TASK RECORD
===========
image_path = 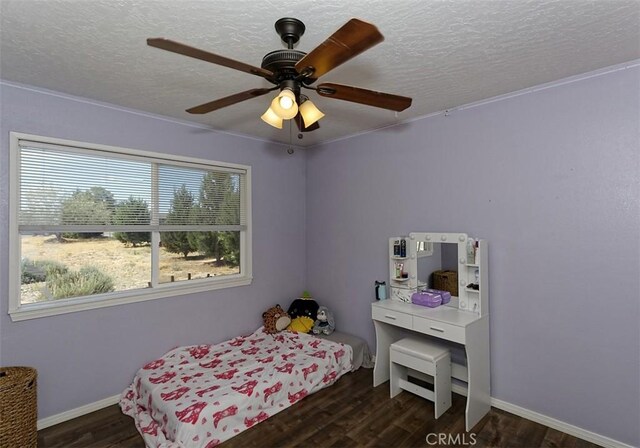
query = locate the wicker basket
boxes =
[433,270,459,297]
[0,366,38,448]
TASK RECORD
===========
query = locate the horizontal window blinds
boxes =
[18,140,246,232]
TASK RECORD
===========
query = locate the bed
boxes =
[120,327,353,447]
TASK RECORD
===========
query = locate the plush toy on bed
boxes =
[287,291,319,334]
[312,306,336,335]
[262,304,291,334]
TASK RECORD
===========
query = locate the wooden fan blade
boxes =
[186,88,274,114]
[295,19,384,79]
[317,83,412,112]
[294,112,320,132]
[147,38,274,80]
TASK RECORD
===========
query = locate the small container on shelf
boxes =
[466,238,475,264]
[394,262,406,278]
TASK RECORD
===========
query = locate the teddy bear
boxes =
[312,306,335,335]
[287,291,319,334]
[262,304,291,334]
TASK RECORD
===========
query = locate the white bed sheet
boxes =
[120,327,352,447]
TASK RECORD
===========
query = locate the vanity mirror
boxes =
[387,232,488,315]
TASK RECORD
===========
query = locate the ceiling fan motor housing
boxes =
[261,49,306,83]
[264,18,317,86]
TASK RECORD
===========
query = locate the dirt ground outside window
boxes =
[20,235,239,304]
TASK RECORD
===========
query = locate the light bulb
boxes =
[279,95,294,110]
[271,88,298,120]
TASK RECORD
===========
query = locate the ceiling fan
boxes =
[147,17,412,133]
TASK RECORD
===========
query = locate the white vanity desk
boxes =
[373,232,491,431]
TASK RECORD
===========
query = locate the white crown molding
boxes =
[308,58,640,149]
[0,79,300,149]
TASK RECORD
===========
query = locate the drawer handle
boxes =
[430,326,445,332]
[384,314,397,320]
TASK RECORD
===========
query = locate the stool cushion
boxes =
[391,337,449,362]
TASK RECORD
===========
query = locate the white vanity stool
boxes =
[390,336,452,418]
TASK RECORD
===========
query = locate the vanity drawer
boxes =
[372,307,413,329]
[413,316,466,344]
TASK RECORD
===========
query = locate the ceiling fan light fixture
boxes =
[299,99,325,127]
[271,88,298,119]
[261,106,283,129]
[148,17,412,134]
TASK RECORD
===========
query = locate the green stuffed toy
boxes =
[287,291,319,333]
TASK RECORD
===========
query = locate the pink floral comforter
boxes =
[120,327,353,447]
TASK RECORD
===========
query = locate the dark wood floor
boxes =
[38,368,601,448]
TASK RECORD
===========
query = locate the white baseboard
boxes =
[450,384,633,448]
[37,386,634,448]
[490,397,634,448]
[37,394,121,430]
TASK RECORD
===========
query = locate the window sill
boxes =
[8,276,252,322]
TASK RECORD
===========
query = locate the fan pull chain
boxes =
[287,120,294,154]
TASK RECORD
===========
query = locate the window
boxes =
[9,132,252,321]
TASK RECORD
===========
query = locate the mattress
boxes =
[120,327,352,447]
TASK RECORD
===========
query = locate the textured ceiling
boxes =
[1,0,639,147]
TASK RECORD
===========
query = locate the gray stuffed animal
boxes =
[312,306,335,335]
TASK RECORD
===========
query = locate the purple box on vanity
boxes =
[411,291,442,308]
[424,289,451,304]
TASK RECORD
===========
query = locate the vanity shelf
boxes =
[388,237,414,303]
[458,237,488,316]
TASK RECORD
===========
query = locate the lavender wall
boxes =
[0,82,307,419]
[306,66,640,445]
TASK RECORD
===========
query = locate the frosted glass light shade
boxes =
[271,89,298,119]
[299,100,325,127]
[261,106,283,129]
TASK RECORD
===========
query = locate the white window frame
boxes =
[8,132,252,321]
